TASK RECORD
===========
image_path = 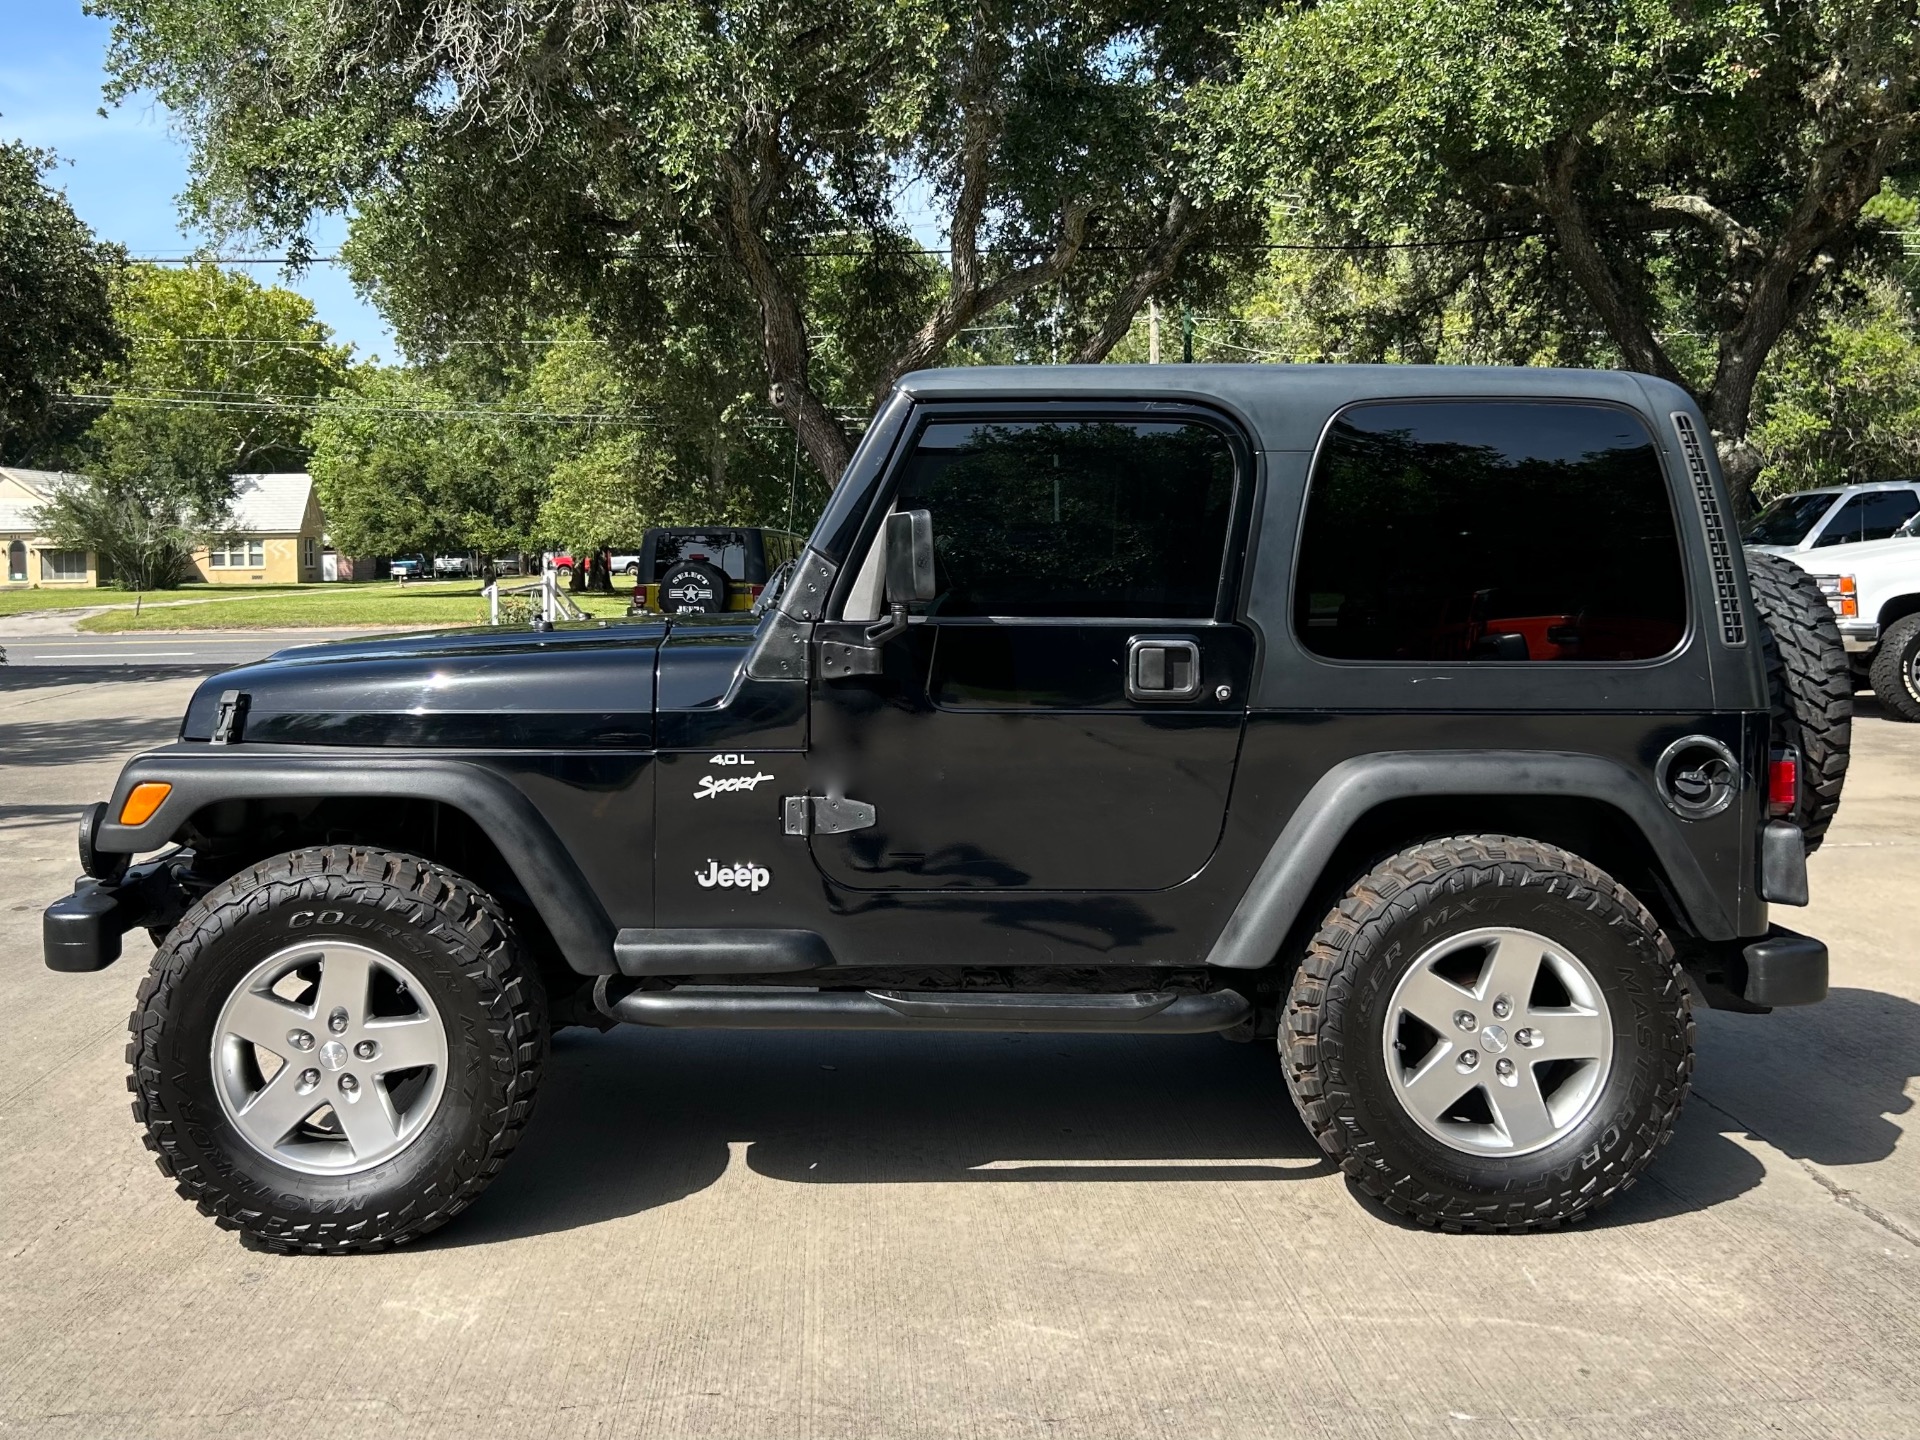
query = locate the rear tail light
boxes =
[1768,747,1799,818]
[1815,574,1857,618]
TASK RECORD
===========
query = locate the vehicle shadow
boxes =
[0,716,182,766]
[430,983,1920,1248]
[0,664,224,688]
[433,1030,1331,1249]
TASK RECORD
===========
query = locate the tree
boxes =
[1202,0,1920,511]
[35,264,351,587]
[0,141,123,460]
[306,367,552,561]
[98,0,1258,484]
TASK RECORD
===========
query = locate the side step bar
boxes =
[598,985,1251,1034]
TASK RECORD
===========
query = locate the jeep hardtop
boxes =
[47,364,1851,1250]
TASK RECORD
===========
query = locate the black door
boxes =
[807,409,1253,893]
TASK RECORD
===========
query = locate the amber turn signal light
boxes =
[118,782,172,826]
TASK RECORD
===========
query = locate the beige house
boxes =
[188,473,326,585]
[0,469,99,587]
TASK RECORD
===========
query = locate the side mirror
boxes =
[883,509,936,606]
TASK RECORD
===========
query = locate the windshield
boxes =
[1744,492,1837,546]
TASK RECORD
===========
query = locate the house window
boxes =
[302,536,317,571]
[38,549,89,582]
[7,541,24,582]
[209,540,266,569]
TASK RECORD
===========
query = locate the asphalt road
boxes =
[1,629,379,670]
[1,673,1916,1438]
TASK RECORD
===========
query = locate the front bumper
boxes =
[1684,924,1829,1012]
[43,854,193,972]
[1837,619,1880,655]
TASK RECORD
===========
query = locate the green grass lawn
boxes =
[0,584,332,617]
[78,581,634,631]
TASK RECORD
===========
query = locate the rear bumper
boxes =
[43,855,192,972]
[1685,925,1829,1012]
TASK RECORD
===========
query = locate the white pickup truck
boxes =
[1792,516,1920,721]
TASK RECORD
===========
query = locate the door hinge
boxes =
[782,794,877,836]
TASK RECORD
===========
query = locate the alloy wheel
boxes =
[1380,926,1614,1156]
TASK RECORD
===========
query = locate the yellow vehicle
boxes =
[626,527,804,614]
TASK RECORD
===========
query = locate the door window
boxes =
[1813,490,1920,546]
[1295,401,1686,663]
[890,417,1237,619]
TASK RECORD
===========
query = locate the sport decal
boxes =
[694,771,775,800]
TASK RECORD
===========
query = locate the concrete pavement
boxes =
[1,629,398,669]
[1,674,1915,1438]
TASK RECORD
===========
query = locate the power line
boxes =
[53,390,871,428]
[125,231,1561,267]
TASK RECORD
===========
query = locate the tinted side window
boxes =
[1814,490,1920,546]
[893,418,1236,618]
[1295,401,1686,663]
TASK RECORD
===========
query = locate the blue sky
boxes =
[2,0,396,357]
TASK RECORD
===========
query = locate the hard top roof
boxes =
[893,363,1692,451]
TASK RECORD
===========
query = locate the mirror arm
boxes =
[863,601,909,645]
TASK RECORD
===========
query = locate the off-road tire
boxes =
[1282,835,1693,1233]
[127,845,546,1253]
[1868,612,1920,723]
[1745,549,1852,848]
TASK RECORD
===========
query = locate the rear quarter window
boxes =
[1294,400,1687,664]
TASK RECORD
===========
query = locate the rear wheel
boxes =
[1283,835,1692,1232]
[1868,612,1920,722]
[128,846,546,1252]
[1745,549,1852,848]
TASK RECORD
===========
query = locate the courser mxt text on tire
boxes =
[1744,548,1852,848]
[127,845,546,1253]
[1282,835,1693,1233]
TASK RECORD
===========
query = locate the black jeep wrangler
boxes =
[47,366,1851,1250]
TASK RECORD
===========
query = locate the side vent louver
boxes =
[1671,411,1746,647]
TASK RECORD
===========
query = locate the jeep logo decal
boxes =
[696,860,771,891]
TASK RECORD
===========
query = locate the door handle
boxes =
[1126,636,1202,701]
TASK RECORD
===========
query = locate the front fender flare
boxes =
[97,746,617,974]
[1205,750,1736,970]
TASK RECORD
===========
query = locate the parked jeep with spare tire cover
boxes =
[48,365,1845,1250]
[627,526,804,614]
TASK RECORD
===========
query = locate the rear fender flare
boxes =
[98,748,617,974]
[1205,750,1735,970]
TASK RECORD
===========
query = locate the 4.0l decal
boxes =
[695,860,771,892]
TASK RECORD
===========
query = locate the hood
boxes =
[180,619,670,747]
[1788,534,1920,574]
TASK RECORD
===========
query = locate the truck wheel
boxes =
[1867,612,1920,722]
[1744,549,1852,848]
[127,846,546,1253]
[1283,835,1692,1233]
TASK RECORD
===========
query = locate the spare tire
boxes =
[658,560,728,614]
[1744,549,1852,850]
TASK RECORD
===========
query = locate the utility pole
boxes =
[1148,298,1161,364]
[1182,306,1194,363]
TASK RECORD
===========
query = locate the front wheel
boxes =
[127,846,546,1252]
[1283,835,1692,1232]
[1868,612,1920,722]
